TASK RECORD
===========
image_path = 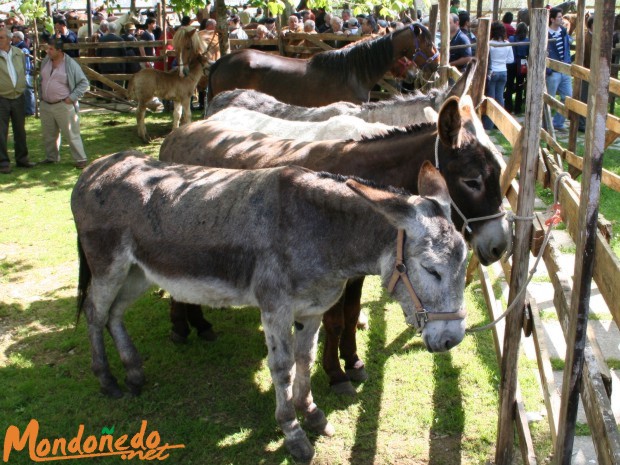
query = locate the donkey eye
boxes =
[423,266,441,281]
[463,178,482,191]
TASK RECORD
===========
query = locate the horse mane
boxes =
[316,171,412,196]
[357,121,436,142]
[308,29,403,84]
[173,26,208,56]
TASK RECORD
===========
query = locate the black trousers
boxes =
[0,94,29,167]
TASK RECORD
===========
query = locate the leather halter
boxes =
[409,24,440,70]
[387,229,467,331]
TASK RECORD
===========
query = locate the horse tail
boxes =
[76,237,91,326]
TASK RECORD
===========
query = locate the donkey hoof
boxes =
[126,380,143,397]
[345,366,368,383]
[305,409,335,437]
[100,383,123,399]
[357,310,369,330]
[197,328,218,342]
[330,381,356,396]
[170,330,189,344]
[284,435,314,463]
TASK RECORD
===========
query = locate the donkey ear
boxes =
[437,96,462,148]
[346,179,412,228]
[418,161,451,212]
[446,58,477,99]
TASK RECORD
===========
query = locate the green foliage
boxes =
[19,0,53,34]
[307,0,416,18]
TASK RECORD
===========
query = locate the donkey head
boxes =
[436,95,510,265]
[346,162,467,353]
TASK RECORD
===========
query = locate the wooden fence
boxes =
[472,14,620,464]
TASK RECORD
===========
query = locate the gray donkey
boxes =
[72,152,467,462]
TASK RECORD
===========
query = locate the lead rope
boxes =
[466,171,570,333]
[433,136,567,332]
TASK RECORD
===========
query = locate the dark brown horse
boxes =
[160,95,510,394]
[206,23,439,107]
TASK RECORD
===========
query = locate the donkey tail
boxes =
[76,238,91,326]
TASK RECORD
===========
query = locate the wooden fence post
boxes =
[492,0,500,21]
[495,8,548,465]
[429,4,439,39]
[86,0,93,38]
[567,0,586,159]
[553,0,615,462]
[471,18,490,107]
[439,0,450,87]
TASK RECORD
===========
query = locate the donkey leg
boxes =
[106,266,150,396]
[292,315,335,438]
[84,294,123,398]
[136,104,150,143]
[169,299,191,343]
[185,305,216,341]
[339,277,368,383]
[321,293,356,395]
[84,265,136,398]
[170,301,216,343]
[261,309,314,462]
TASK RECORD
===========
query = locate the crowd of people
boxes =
[447,2,595,134]
[447,2,531,128]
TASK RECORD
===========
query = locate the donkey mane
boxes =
[358,121,436,142]
[361,86,446,109]
[308,29,398,84]
[316,171,412,196]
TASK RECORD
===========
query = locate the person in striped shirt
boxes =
[546,7,572,131]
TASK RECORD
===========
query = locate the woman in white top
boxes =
[483,21,514,129]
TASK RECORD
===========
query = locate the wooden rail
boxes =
[478,17,620,463]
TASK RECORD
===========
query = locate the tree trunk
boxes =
[216,0,230,56]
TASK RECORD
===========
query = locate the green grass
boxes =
[0,109,508,464]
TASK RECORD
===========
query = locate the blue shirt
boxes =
[449,29,472,71]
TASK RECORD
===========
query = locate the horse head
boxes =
[174,26,208,78]
[407,22,440,73]
[436,95,510,265]
[346,162,467,352]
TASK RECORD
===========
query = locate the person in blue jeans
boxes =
[546,7,572,131]
[483,21,514,129]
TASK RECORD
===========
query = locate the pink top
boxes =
[41,57,71,103]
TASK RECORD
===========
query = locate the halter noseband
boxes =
[434,136,507,236]
[387,229,467,331]
[409,24,440,70]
